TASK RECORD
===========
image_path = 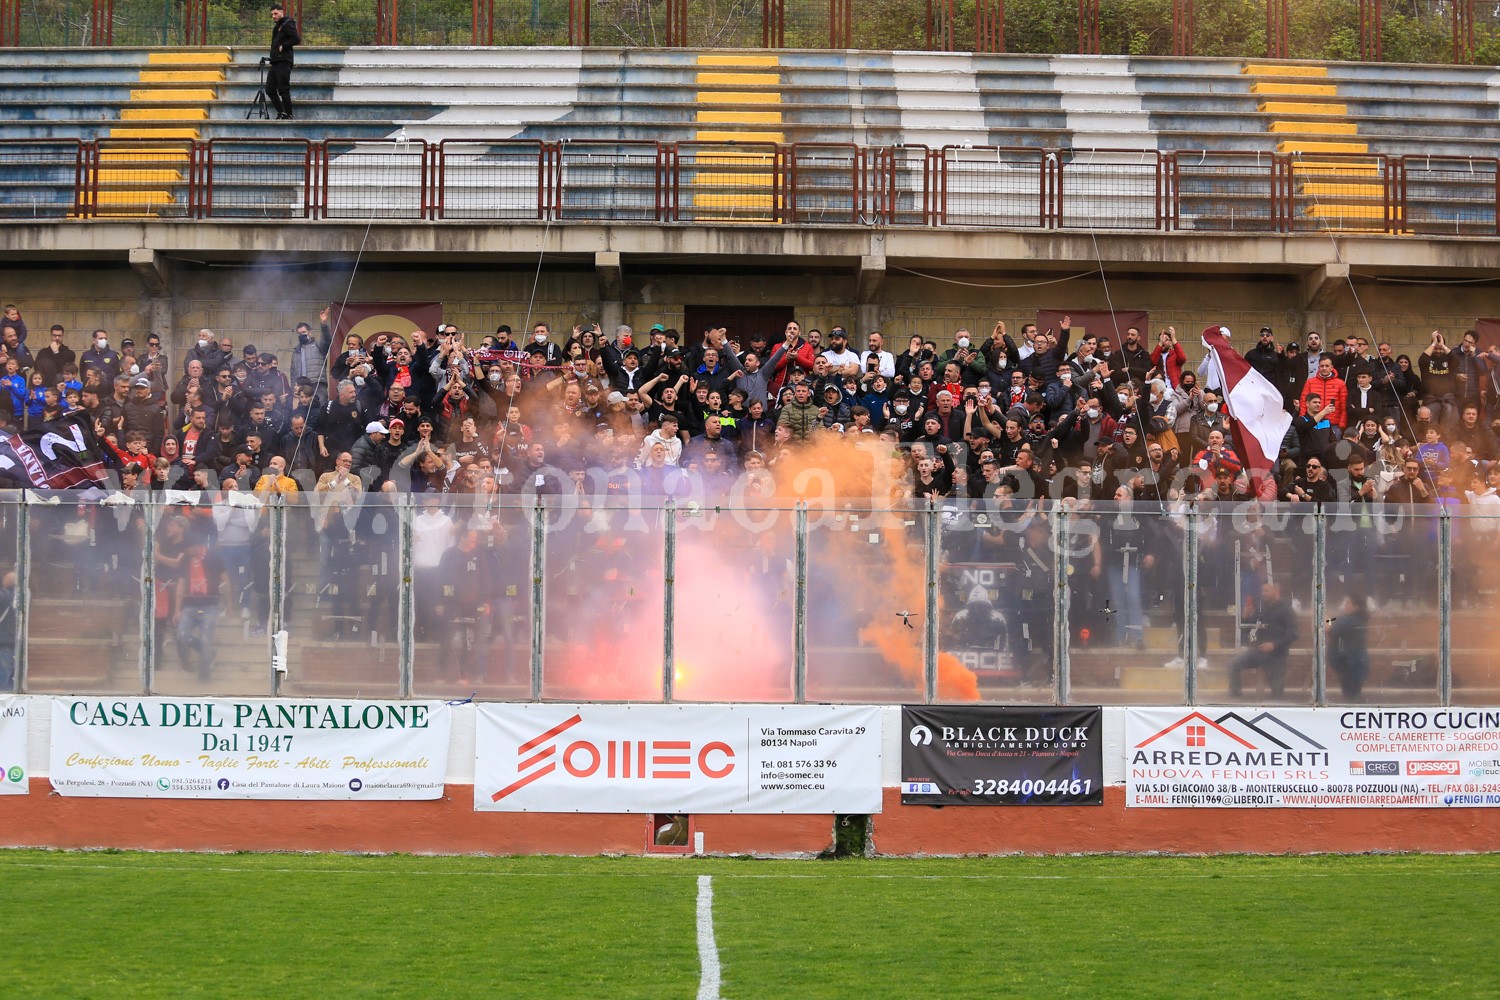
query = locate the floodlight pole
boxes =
[923,499,939,704]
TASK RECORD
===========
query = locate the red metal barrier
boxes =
[937,145,1049,229]
[6,137,1496,237]
[976,0,1004,53]
[184,0,208,45]
[0,139,86,218]
[764,0,785,46]
[1168,150,1286,234]
[0,0,17,47]
[555,140,664,221]
[1398,154,1500,237]
[673,142,783,224]
[787,143,863,225]
[1056,148,1163,230]
[202,139,314,220]
[90,0,112,45]
[435,139,548,221]
[321,137,428,220]
[1282,152,1394,234]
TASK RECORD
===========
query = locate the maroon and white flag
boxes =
[1200,326,1291,487]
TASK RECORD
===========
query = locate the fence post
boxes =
[268,497,287,697]
[1052,508,1071,705]
[1439,508,1452,706]
[140,502,157,695]
[0,0,19,47]
[923,500,939,704]
[1183,507,1198,705]
[663,501,677,702]
[1312,509,1327,707]
[13,494,30,693]
[397,498,415,698]
[530,500,546,701]
[794,502,807,703]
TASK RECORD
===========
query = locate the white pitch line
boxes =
[0,860,1498,882]
[696,874,722,1000]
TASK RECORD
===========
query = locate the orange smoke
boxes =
[777,434,980,702]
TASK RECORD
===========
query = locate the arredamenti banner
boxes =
[1127,707,1500,807]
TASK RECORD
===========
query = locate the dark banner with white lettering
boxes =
[901,706,1103,806]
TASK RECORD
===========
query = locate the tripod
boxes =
[247,56,272,120]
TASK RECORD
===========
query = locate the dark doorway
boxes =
[681,305,795,351]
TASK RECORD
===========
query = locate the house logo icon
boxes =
[1134,711,1327,753]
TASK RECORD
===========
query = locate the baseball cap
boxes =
[132,376,151,388]
[364,421,388,434]
[650,324,666,333]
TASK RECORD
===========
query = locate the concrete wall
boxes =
[2,257,1492,364]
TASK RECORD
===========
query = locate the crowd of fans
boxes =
[3,299,1495,693]
[4,299,1496,509]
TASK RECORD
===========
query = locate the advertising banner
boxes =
[0,696,27,794]
[50,698,450,799]
[900,706,1104,805]
[1126,707,1500,807]
[475,704,882,814]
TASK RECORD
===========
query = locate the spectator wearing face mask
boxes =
[81,329,122,385]
[290,308,333,393]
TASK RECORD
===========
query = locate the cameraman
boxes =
[268,2,300,121]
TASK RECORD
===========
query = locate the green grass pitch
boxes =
[1,850,1497,998]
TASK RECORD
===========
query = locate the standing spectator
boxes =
[1300,355,1348,430]
[1244,327,1281,381]
[1151,326,1188,387]
[81,330,122,385]
[291,309,333,391]
[187,328,230,374]
[34,325,75,387]
[1419,330,1457,425]
[123,377,167,454]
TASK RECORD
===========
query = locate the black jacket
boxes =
[270,16,300,64]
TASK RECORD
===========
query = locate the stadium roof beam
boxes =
[1301,261,1350,312]
[4,226,1499,286]
[127,247,172,297]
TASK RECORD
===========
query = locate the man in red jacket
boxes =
[766,320,814,399]
[1299,355,1348,430]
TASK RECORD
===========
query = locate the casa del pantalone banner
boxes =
[0,696,26,794]
[50,698,451,800]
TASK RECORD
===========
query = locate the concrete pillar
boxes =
[147,295,174,348]
[128,248,175,348]
[595,250,625,339]
[855,248,886,338]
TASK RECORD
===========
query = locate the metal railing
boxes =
[5,138,1495,236]
[2,0,1491,63]
[3,493,1494,709]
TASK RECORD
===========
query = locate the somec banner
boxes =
[476,704,882,814]
[901,706,1103,805]
[50,698,450,799]
[0,696,27,794]
[1126,707,1500,807]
